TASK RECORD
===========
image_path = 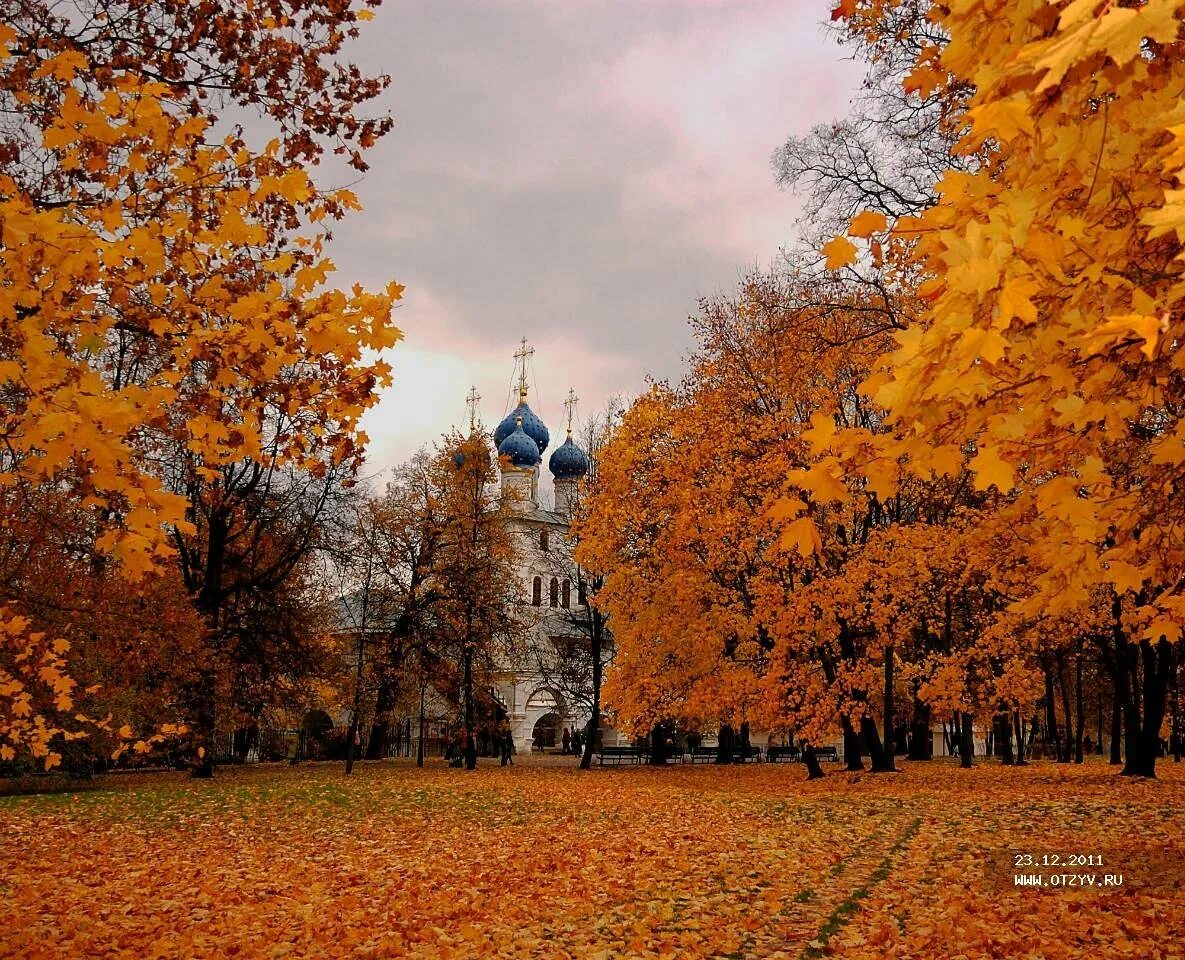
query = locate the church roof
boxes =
[494,401,549,454]
[497,417,541,467]
[548,434,589,479]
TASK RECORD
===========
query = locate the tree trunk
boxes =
[715,723,735,765]
[366,681,395,760]
[1173,661,1182,764]
[880,643,896,772]
[802,745,824,780]
[650,723,670,765]
[1074,647,1085,764]
[862,715,892,773]
[1110,660,1124,765]
[1121,640,1141,776]
[463,606,476,770]
[959,711,974,769]
[189,511,228,779]
[998,713,1014,765]
[416,683,426,768]
[344,629,366,775]
[908,691,932,760]
[1096,671,1104,756]
[1135,639,1172,778]
[1056,652,1074,763]
[842,716,864,771]
[1043,665,1061,762]
[1013,711,1026,765]
[579,608,605,770]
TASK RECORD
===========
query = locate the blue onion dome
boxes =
[494,398,549,454]
[497,416,541,468]
[548,433,589,479]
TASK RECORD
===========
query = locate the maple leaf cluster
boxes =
[0,1,401,768]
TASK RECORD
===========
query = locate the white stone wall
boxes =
[492,462,599,753]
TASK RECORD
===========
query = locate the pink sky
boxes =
[325,0,863,479]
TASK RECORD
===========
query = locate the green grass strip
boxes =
[800,815,923,960]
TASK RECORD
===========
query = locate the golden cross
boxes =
[465,385,481,429]
[564,387,578,435]
[513,337,534,400]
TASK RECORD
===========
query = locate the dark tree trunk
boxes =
[416,684,426,768]
[880,644,896,772]
[1074,648,1085,764]
[715,723,735,765]
[1133,640,1173,778]
[842,716,864,771]
[959,711,974,769]
[942,716,953,757]
[1121,640,1142,776]
[1096,669,1105,756]
[1043,666,1061,762]
[345,628,366,775]
[463,613,476,770]
[231,724,257,764]
[650,723,670,765]
[1173,661,1182,764]
[998,713,1014,765]
[366,681,395,761]
[1056,653,1074,763]
[802,745,824,780]
[189,511,229,779]
[862,715,892,773]
[579,608,605,770]
[1111,662,1125,765]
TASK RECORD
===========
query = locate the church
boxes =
[481,340,606,755]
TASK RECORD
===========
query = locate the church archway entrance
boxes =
[532,712,561,750]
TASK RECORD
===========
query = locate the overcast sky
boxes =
[327,0,864,478]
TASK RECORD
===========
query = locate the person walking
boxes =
[562,727,572,755]
[499,721,514,766]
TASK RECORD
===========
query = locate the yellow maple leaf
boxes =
[821,235,857,270]
[848,209,888,238]
[779,516,822,558]
[969,445,1014,493]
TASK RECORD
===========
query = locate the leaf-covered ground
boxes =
[1,760,1182,959]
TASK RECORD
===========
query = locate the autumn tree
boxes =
[0,2,402,768]
[578,273,904,771]
[1,474,204,771]
[330,433,523,769]
[792,0,1185,778]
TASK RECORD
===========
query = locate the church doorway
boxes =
[532,712,561,750]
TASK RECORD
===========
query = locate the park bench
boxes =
[814,746,839,762]
[733,745,762,763]
[597,745,647,765]
[766,745,801,763]
[686,746,716,764]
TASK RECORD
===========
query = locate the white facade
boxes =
[495,460,595,754]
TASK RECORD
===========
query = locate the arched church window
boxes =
[549,577,559,607]
[540,529,549,551]
[532,577,542,606]
[561,579,571,608]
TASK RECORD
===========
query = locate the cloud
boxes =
[330,0,862,473]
